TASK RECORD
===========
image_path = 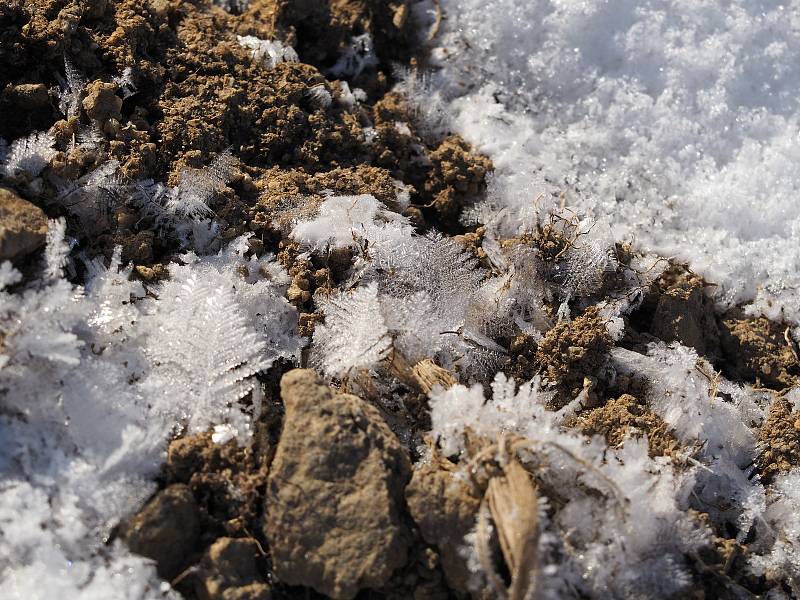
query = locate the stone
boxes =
[121,484,200,580]
[0,188,47,261]
[405,456,481,594]
[264,369,411,599]
[195,537,271,600]
[82,81,122,122]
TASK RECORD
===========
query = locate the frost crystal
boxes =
[112,66,137,98]
[144,274,269,434]
[430,372,554,456]
[0,230,300,595]
[291,194,413,253]
[394,66,450,142]
[213,0,250,13]
[43,218,71,281]
[167,149,238,219]
[433,0,800,323]
[237,35,298,69]
[429,372,707,598]
[0,131,56,178]
[312,283,390,378]
[329,33,379,79]
[55,160,124,230]
[306,84,333,109]
[57,57,86,118]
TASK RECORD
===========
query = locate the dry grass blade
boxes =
[412,358,458,393]
[486,459,541,600]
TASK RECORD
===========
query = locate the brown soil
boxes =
[718,312,800,390]
[757,396,800,483]
[1,0,488,272]
[625,263,721,359]
[567,393,682,458]
[535,306,613,406]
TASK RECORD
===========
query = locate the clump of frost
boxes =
[291,193,414,253]
[429,372,708,598]
[167,149,238,220]
[336,81,366,110]
[309,232,501,379]
[56,57,86,118]
[54,160,124,231]
[430,372,554,456]
[394,66,450,142]
[237,35,298,69]
[613,344,763,459]
[748,469,800,592]
[0,131,56,178]
[213,0,249,13]
[0,227,300,596]
[296,194,527,379]
[139,238,300,438]
[311,283,391,378]
[126,151,239,252]
[612,343,769,530]
[306,84,333,109]
[112,66,137,99]
[329,33,379,79]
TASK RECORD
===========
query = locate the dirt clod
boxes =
[650,265,721,360]
[535,306,613,405]
[569,394,682,457]
[0,188,48,262]
[165,431,268,542]
[265,369,411,599]
[195,537,271,600]
[120,484,201,580]
[423,135,492,228]
[406,453,481,594]
[757,396,800,483]
[719,312,799,389]
[82,81,123,122]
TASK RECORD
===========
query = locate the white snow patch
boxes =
[433,0,800,321]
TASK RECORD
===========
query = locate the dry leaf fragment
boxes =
[476,458,541,600]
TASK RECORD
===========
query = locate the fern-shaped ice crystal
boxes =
[311,283,391,378]
[144,273,269,434]
[167,150,238,219]
[0,131,56,178]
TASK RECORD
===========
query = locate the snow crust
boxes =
[432,0,800,322]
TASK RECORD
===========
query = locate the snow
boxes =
[432,0,800,322]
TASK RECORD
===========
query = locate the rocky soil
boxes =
[2,1,799,599]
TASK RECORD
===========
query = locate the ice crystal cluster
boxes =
[292,194,633,382]
[0,226,299,595]
[237,35,299,69]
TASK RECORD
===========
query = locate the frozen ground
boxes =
[2,1,800,598]
[431,0,800,322]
